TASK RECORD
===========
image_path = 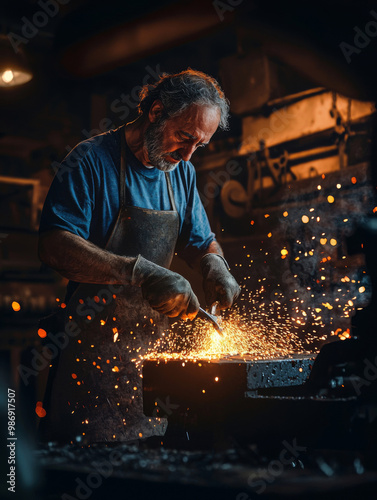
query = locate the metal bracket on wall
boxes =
[220,146,296,218]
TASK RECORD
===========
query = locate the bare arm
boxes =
[38,229,136,284]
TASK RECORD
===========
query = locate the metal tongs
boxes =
[197,302,223,335]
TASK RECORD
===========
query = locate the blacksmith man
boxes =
[38,69,240,442]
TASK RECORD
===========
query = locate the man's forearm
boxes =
[38,229,136,284]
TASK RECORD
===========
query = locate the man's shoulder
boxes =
[62,127,121,167]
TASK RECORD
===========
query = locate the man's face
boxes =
[144,103,220,172]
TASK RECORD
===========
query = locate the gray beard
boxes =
[144,119,182,172]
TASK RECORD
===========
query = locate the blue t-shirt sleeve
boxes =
[39,147,95,239]
[176,161,216,262]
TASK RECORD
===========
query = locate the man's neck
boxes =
[124,117,151,166]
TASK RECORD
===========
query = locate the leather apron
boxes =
[40,126,179,443]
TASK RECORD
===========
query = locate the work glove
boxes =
[131,255,199,319]
[201,254,241,310]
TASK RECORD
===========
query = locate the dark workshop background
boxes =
[1,0,377,486]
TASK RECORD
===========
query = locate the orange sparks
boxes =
[60,303,66,309]
[144,305,305,362]
[320,256,331,264]
[264,214,270,218]
[338,328,351,340]
[11,301,21,312]
[250,220,255,225]
[35,404,46,418]
[71,373,77,379]
[38,328,47,338]
[351,177,357,184]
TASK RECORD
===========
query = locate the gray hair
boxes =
[138,69,230,130]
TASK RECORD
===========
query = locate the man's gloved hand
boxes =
[201,254,241,310]
[131,255,199,319]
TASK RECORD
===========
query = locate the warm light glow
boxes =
[35,405,46,418]
[301,215,309,223]
[38,328,47,338]
[2,70,14,83]
[142,302,306,363]
[330,238,337,246]
[11,301,21,312]
[327,195,335,204]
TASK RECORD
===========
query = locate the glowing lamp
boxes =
[0,35,33,87]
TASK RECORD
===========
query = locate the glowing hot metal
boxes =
[197,306,223,335]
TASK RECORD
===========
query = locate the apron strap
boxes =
[165,172,177,212]
[121,125,177,213]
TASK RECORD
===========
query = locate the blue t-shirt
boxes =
[40,125,215,273]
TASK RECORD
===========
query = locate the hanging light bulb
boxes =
[0,35,33,87]
[2,69,14,83]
